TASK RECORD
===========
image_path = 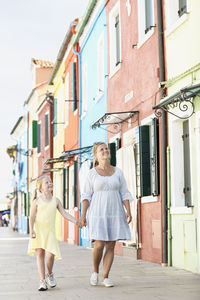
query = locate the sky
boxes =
[0,0,89,201]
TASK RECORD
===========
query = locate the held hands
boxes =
[77,216,87,228]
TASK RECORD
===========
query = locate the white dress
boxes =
[81,167,133,241]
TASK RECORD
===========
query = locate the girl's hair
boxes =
[32,175,51,202]
[92,142,107,167]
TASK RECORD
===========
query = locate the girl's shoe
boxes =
[46,272,56,288]
[102,278,114,287]
[90,272,99,286]
[38,279,48,291]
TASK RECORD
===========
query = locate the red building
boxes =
[104,0,164,264]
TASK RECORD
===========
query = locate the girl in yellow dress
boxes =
[28,175,80,291]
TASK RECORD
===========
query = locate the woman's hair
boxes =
[32,175,50,202]
[92,142,107,167]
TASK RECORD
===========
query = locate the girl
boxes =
[28,175,80,291]
[79,142,133,287]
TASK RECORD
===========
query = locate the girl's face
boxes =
[95,143,110,163]
[41,177,53,193]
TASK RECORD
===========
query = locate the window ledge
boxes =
[141,195,158,204]
[109,62,121,79]
[170,206,193,215]
[165,13,189,38]
[73,109,78,116]
[137,27,154,49]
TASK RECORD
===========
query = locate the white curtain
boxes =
[116,145,138,245]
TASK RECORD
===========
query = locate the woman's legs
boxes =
[36,248,45,280]
[46,251,55,275]
[102,241,116,280]
[93,240,104,273]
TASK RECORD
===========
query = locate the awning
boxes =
[44,157,72,165]
[42,168,63,173]
[91,111,139,131]
[153,83,200,119]
[60,145,93,158]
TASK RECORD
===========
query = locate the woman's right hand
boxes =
[79,216,87,228]
[30,230,36,239]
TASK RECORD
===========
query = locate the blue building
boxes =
[73,0,108,247]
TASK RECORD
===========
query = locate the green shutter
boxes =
[32,120,37,148]
[71,62,77,112]
[53,99,57,137]
[63,168,66,209]
[74,162,77,207]
[24,193,27,216]
[135,127,141,198]
[151,118,159,196]
[139,125,151,196]
[179,0,187,16]
[183,120,192,207]
[37,123,41,153]
[145,0,153,33]
[109,142,116,166]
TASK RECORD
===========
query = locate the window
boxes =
[109,1,121,77]
[170,118,192,208]
[65,73,69,126]
[45,113,49,147]
[37,122,41,153]
[137,0,154,47]
[82,62,88,117]
[165,0,188,32]
[32,120,37,148]
[53,99,57,137]
[97,32,104,99]
[136,118,159,198]
[71,62,77,112]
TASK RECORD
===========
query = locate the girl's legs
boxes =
[93,240,104,273]
[102,241,116,280]
[46,251,55,275]
[36,248,45,280]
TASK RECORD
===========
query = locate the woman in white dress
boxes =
[80,142,133,287]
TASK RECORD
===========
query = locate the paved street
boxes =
[0,227,200,300]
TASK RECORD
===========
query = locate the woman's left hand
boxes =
[126,213,132,224]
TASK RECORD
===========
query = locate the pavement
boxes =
[0,227,200,300]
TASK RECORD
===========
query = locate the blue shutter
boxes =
[145,0,153,33]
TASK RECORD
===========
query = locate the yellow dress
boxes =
[28,196,61,260]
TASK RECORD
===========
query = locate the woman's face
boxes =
[95,143,110,163]
[41,177,53,193]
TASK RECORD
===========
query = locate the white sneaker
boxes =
[90,272,99,286]
[38,279,48,291]
[46,272,56,288]
[102,278,114,287]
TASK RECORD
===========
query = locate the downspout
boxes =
[156,0,168,265]
[73,45,82,246]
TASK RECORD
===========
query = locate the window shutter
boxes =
[32,120,37,148]
[65,166,69,209]
[135,127,141,198]
[53,99,57,137]
[37,123,41,153]
[45,114,49,147]
[71,62,77,112]
[28,192,31,216]
[115,14,121,66]
[145,0,153,33]
[151,118,159,196]
[74,162,77,207]
[109,142,116,166]
[182,120,192,207]
[24,193,27,216]
[178,0,187,17]
[63,168,66,209]
[139,125,151,196]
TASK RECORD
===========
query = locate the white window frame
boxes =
[65,72,69,127]
[96,32,104,103]
[109,0,122,78]
[141,114,158,204]
[169,114,193,214]
[44,111,50,150]
[137,0,155,48]
[81,62,88,119]
[165,0,190,37]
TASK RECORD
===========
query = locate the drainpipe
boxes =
[167,146,172,266]
[73,45,82,246]
[156,0,168,265]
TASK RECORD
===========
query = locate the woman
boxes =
[80,142,133,287]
